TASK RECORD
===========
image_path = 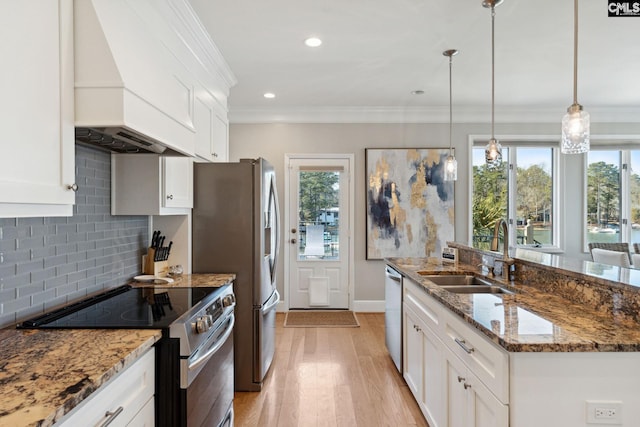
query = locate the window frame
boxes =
[469,135,561,252]
[583,141,640,253]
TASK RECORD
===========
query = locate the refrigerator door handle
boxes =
[262,289,280,314]
[271,176,281,283]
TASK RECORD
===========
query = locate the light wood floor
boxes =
[234,312,429,427]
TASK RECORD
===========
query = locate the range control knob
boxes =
[222,294,236,308]
[194,315,213,334]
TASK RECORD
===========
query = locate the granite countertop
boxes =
[0,328,161,427]
[386,257,640,353]
[130,273,236,288]
[0,273,234,427]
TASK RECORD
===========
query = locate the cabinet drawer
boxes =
[58,349,155,427]
[441,310,509,403]
[404,278,444,334]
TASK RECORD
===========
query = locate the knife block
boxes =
[143,249,169,277]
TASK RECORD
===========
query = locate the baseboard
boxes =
[276,300,385,312]
[352,300,385,312]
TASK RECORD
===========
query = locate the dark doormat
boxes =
[283,310,360,328]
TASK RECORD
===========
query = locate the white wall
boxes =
[228,121,640,305]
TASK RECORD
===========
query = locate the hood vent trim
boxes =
[75,128,168,154]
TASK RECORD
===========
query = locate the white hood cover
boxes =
[74,0,235,155]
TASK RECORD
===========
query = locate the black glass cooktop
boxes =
[17,285,218,329]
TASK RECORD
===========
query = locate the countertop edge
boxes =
[385,258,640,353]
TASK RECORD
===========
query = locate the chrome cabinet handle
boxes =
[213,152,218,158]
[67,183,78,192]
[455,338,475,354]
[98,406,123,427]
[166,194,174,200]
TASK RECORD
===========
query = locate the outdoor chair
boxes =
[587,242,631,264]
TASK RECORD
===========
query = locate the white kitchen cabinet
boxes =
[403,304,424,402]
[403,302,445,427]
[403,277,507,427]
[0,0,76,218]
[444,344,508,427]
[57,348,155,427]
[194,85,229,163]
[112,154,193,215]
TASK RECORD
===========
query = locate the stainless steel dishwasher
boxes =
[385,265,403,372]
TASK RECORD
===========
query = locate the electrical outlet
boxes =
[586,401,622,425]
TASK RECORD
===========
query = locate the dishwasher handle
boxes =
[385,266,402,282]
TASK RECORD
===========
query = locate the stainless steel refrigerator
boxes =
[192,158,280,391]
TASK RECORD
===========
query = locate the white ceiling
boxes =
[188,0,640,123]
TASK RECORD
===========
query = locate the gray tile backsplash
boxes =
[0,145,148,327]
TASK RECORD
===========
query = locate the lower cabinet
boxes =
[444,344,508,427]
[57,348,155,426]
[403,278,508,427]
[404,303,445,427]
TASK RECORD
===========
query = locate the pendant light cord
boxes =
[573,0,578,105]
[449,54,453,154]
[491,5,496,139]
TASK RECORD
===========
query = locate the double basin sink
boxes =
[417,273,515,295]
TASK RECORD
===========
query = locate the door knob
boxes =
[290,238,297,244]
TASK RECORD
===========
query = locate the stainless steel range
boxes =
[18,284,235,427]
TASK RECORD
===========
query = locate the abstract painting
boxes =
[366,148,455,260]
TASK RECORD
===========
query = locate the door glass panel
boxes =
[298,170,340,260]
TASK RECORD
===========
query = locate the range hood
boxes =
[74,0,208,156]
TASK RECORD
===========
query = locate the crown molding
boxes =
[228,105,640,124]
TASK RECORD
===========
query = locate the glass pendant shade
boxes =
[444,155,457,181]
[561,105,590,154]
[485,138,502,167]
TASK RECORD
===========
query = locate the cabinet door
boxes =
[468,370,509,427]
[444,345,508,427]
[422,324,445,427]
[445,347,469,427]
[163,157,193,208]
[193,86,228,163]
[212,110,228,162]
[403,306,423,401]
[194,89,215,162]
[0,0,75,216]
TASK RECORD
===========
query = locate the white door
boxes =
[286,156,351,309]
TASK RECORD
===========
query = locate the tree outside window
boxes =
[473,145,555,250]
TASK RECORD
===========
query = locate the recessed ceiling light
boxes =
[264,93,276,99]
[304,37,322,47]
[411,90,425,95]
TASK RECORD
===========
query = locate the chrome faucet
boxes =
[491,218,515,281]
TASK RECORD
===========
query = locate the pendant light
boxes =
[483,0,503,168]
[561,0,590,154]
[443,49,458,181]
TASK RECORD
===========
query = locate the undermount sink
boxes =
[440,285,514,295]
[419,274,514,295]
[418,274,492,286]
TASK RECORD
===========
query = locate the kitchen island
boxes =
[387,244,640,427]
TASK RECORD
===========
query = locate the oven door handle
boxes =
[188,314,235,373]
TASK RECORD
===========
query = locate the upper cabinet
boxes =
[194,85,229,163]
[112,154,193,215]
[0,0,76,217]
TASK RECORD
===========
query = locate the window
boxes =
[472,143,557,250]
[585,147,640,247]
